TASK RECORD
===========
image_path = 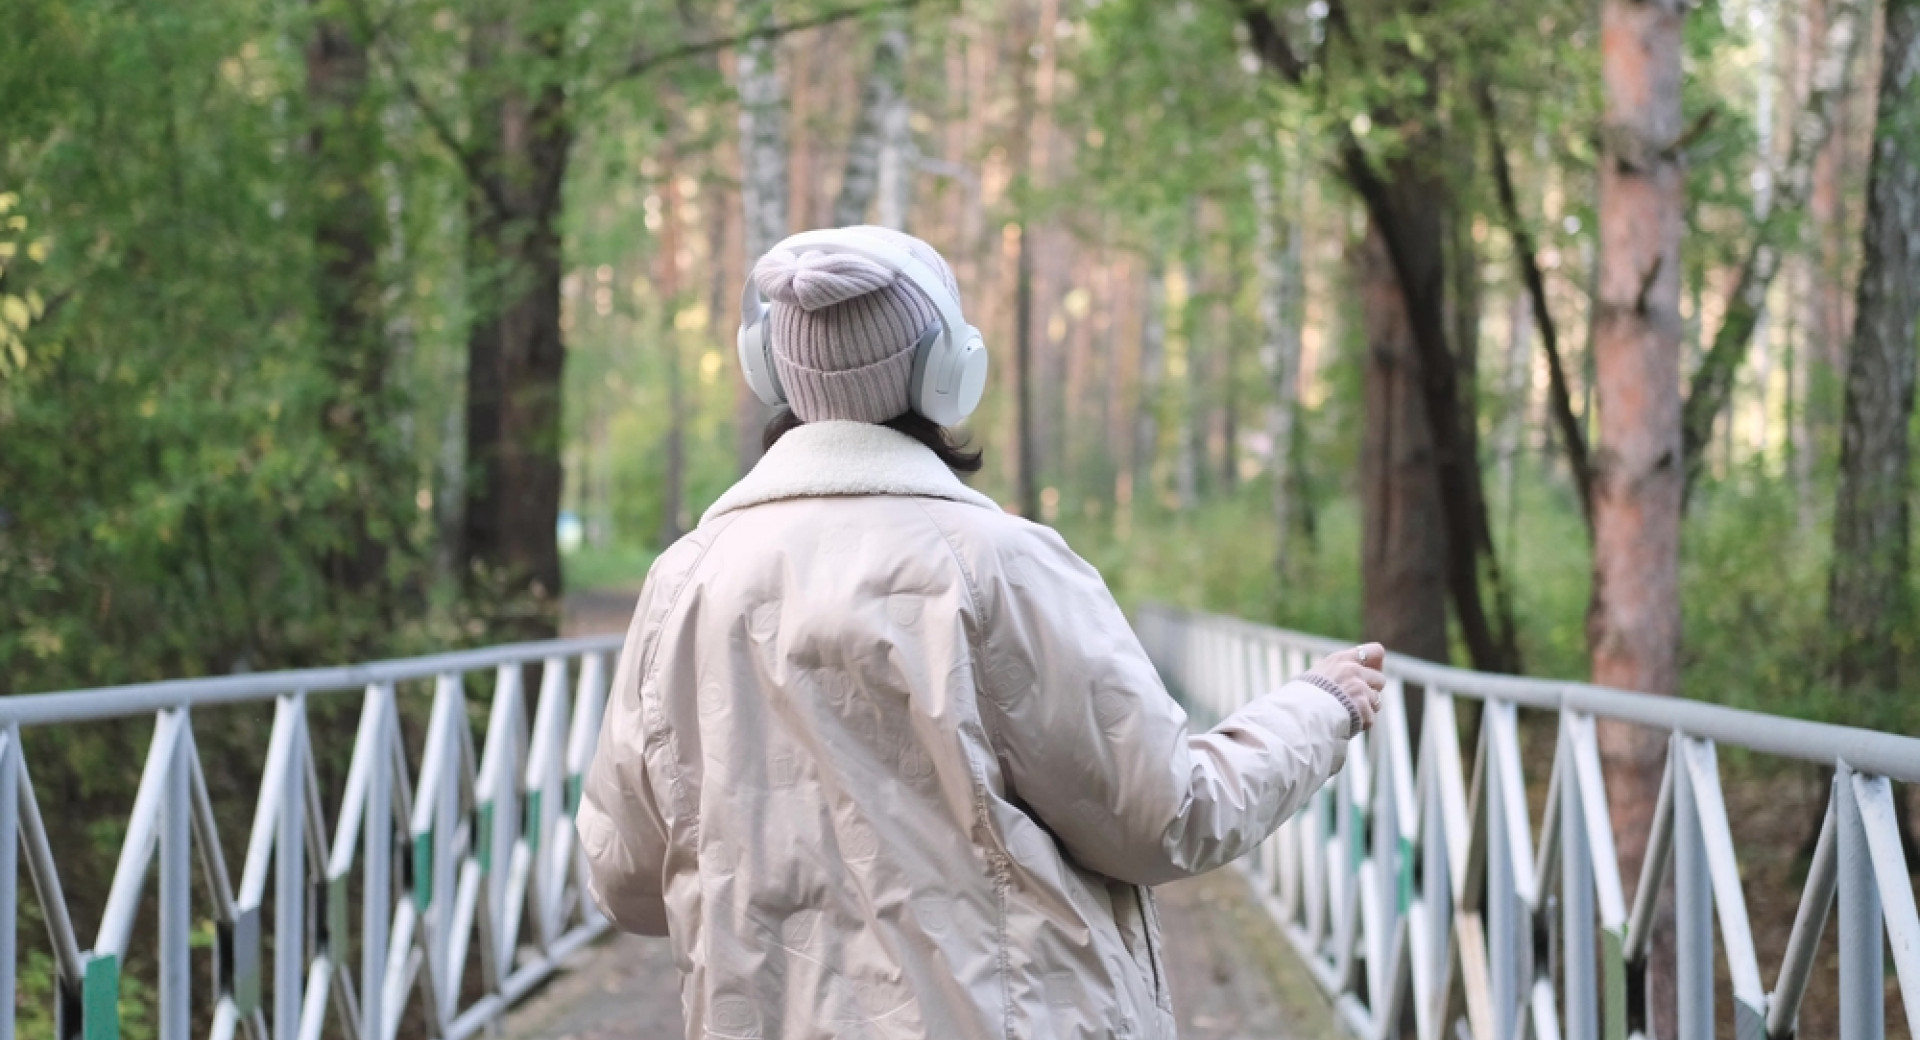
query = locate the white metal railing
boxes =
[1135,604,1920,1040]
[0,634,624,1040]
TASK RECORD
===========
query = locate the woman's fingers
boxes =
[1317,642,1387,676]
[1348,682,1378,731]
[1329,661,1387,695]
[1305,644,1389,733]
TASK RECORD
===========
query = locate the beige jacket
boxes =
[578,422,1352,1040]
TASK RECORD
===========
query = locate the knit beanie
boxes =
[750,226,962,424]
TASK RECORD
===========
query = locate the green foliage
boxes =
[564,542,661,592]
[1076,451,1917,732]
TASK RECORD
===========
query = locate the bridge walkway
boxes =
[498,868,1340,1040]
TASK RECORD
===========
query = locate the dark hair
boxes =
[763,408,984,473]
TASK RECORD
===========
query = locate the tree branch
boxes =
[605,0,941,88]
[1235,0,1308,84]
[1478,81,1593,531]
[1681,0,1871,499]
[343,0,513,217]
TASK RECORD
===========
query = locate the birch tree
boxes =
[1132,263,1168,511]
[736,0,788,470]
[1249,157,1304,579]
[1679,0,1873,492]
[834,12,911,227]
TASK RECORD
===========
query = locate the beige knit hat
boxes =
[750,226,962,424]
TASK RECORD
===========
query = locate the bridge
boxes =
[1,606,1915,1040]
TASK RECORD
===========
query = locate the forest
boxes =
[7,0,1920,933]
[8,0,1918,723]
[2,0,1918,1032]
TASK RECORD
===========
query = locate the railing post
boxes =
[159,712,191,1040]
[1417,696,1454,1040]
[275,698,308,1040]
[1485,701,1534,1040]
[566,652,611,929]
[1487,728,1515,1040]
[1561,717,1596,1040]
[1674,732,1714,1040]
[0,727,17,1040]
[1834,763,1882,1040]
[361,684,394,1040]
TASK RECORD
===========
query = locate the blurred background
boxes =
[3,0,1918,1033]
[6,0,1916,729]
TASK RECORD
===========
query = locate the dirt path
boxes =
[513,593,1343,1039]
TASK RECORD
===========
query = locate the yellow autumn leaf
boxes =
[1,295,30,331]
[26,290,44,319]
[0,192,16,214]
[4,216,25,231]
[0,242,15,260]
[27,238,49,263]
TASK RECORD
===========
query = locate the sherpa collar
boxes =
[700,421,1002,525]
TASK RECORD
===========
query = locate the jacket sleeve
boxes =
[577,576,673,936]
[975,525,1352,887]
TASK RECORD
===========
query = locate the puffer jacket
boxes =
[578,421,1353,1040]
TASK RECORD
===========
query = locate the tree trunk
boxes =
[1678,0,1873,494]
[1014,225,1038,517]
[1251,159,1304,580]
[1240,0,1523,676]
[1810,0,1852,374]
[1132,263,1167,514]
[463,13,505,593]
[1217,298,1238,495]
[1176,269,1203,512]
[1591,0,1686,1022]
[659,148,687,547]
[1358,222,1451,669]
[1828,0,1918,756]
[1495,290,1532,555]
[875,50,915,232]
[1007,1,1049,518]
[736,0,787,471]
[834,13,909,227]
[1359,159,1521,673]
[307,8,398,626]
[463,11,570,634]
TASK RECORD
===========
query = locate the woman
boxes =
[579,226,1385,1040]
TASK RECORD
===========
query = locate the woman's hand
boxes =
[1300,642,1387,735]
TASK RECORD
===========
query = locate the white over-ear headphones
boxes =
[737,227,990,427]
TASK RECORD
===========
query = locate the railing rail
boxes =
[1135,604,1920,1040]
[1,633,625,1040]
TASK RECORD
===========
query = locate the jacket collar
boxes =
[700,421,1003,525]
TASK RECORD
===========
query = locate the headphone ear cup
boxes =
[736,305,786,407]
[951,330,989,422]
[914,325,988,427]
